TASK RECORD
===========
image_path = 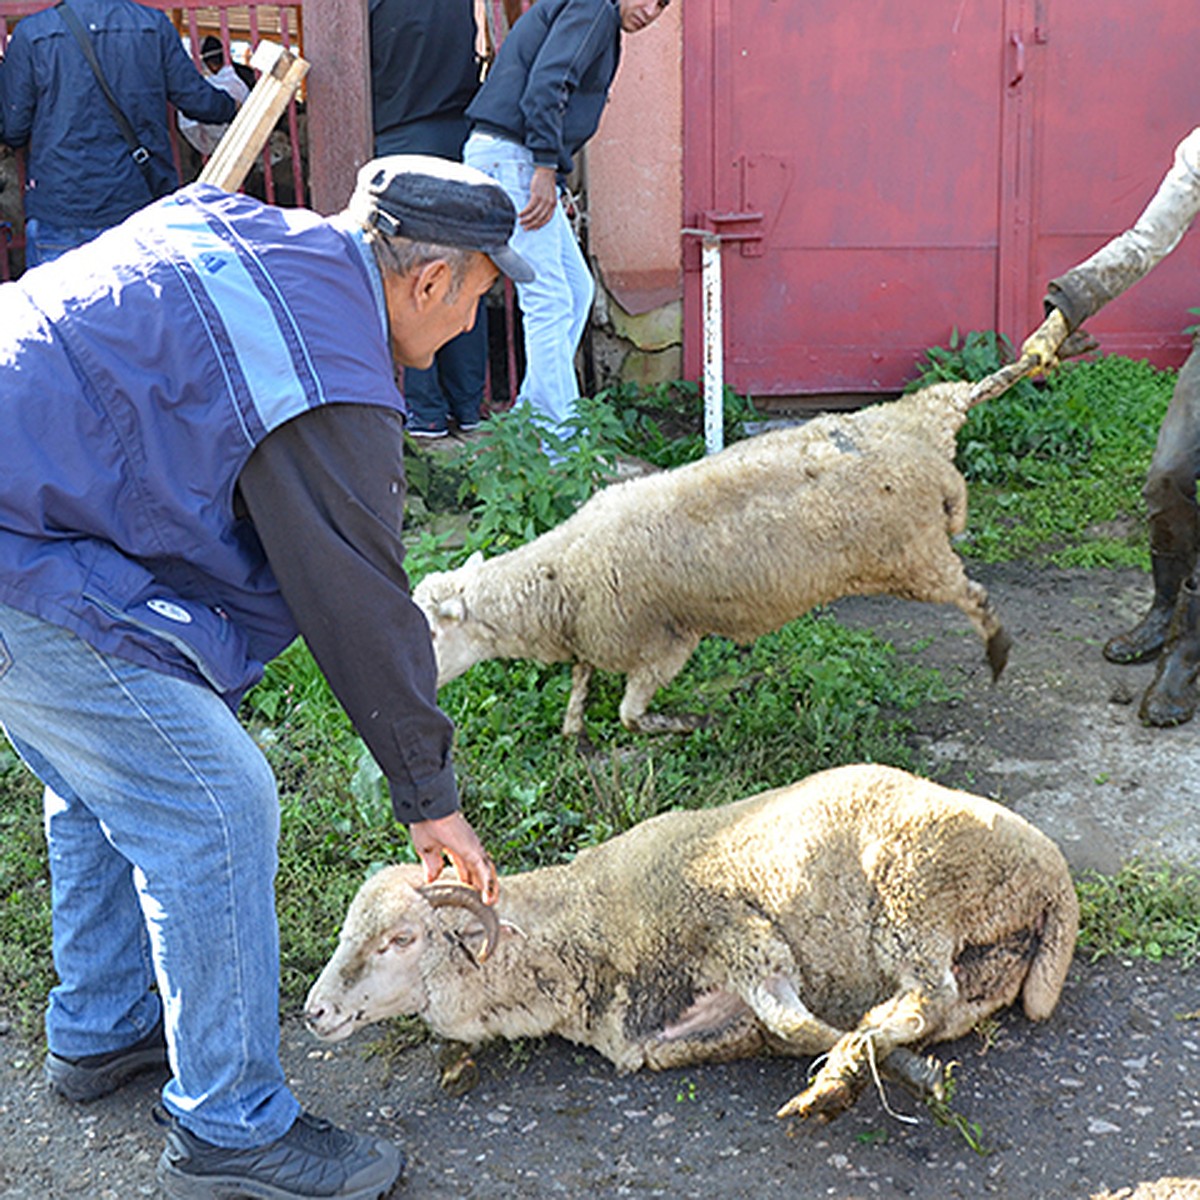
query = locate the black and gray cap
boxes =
[357,154,534,283]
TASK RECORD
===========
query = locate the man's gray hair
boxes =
[346,177,476,297]
[365,228,475,297]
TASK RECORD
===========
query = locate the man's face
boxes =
[618,0,670,34]
[384,252,499,370]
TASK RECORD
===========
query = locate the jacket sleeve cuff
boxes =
[1045,273,1104,334]
[388,759,461,825]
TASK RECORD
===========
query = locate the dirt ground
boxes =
[0,561,1198,1200]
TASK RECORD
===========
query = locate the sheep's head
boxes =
[411,553,494,684]
[304,866,499,1042]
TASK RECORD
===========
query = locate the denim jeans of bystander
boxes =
[0,601,300,1149]
[464,130,594,443]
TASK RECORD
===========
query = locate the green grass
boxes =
[1076,861,1200,968]
[0,749,52,1033]
[0,351,1195,1042]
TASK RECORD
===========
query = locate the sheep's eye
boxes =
[379,932,413,954]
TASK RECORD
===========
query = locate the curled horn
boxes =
[417,881,501,963]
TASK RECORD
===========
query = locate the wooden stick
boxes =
[198,41,311,194]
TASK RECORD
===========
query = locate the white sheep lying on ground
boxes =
[305,763,1078,1124]
[413,379,1012,736]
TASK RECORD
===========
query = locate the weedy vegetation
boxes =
[1,345,1195,1049]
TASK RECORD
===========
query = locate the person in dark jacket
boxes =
[370,0,490,439]
[464,0,671,445]
[0,154,531,1200]
[0,0,237,265]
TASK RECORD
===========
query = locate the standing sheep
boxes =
[305,763,1078,1124]
[413,368,1033,737]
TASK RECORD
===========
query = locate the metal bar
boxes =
[700,233,724,455]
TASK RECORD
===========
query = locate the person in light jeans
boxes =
[463,0,672,445]
[465,129,593,440]
[0,154,529,1200]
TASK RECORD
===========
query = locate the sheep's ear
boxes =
[437,595,467,624]
[462,551,484,575]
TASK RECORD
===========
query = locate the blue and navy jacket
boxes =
[466,0,622,177]
[1,0,237,225]
[0,183,404,707]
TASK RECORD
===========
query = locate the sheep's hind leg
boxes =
[776,988,943,1123]
[905,550,1011,680]
[619,635,704,734]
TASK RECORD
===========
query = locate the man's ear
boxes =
[412,258,452,310]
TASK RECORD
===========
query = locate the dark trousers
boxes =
[1145,340,1200,566]
[375,115,488,433]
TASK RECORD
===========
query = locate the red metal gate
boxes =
[683,0,1199,400]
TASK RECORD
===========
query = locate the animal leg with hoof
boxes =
[776,989,936,1123]
[618,635,704,734]
[561,663,594,737]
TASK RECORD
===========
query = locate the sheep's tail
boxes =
[1020,875,1080,1022]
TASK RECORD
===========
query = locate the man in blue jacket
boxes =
[1,0,237,264]
[0,154,531,1199]
[464,0,671,445]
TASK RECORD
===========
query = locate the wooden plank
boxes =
[197,40,309,193]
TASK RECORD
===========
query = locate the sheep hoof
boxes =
[776,1073,860,1124]
[437,1041,480,1096]
[882,1046,948,1103]
[986,627,1012,680]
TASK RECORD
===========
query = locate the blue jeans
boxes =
[464,131,594,440]
[376,117,488,434]
[0,603,299,1148]
[24,218,109,267]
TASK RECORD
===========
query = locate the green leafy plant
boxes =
[924,1062,992,1156]
[591,378,759,469]
[962,354,1175,567]
[453,398,620,552]
[1075,861,1200,967]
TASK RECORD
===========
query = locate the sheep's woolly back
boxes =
[415,389,975,661]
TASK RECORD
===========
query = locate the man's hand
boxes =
[518,166,558,231]
[409,811,499,904]
[1019,308,1070,375]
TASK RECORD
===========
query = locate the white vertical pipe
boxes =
[700,232,724,456]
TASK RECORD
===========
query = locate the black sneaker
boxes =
[156,1109,404,1200]
[44,1016,169,1102]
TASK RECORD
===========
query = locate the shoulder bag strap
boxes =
[54,1,162,197]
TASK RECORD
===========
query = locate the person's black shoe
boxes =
[156,1108,404,1200]
[44,1016,169,1102]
